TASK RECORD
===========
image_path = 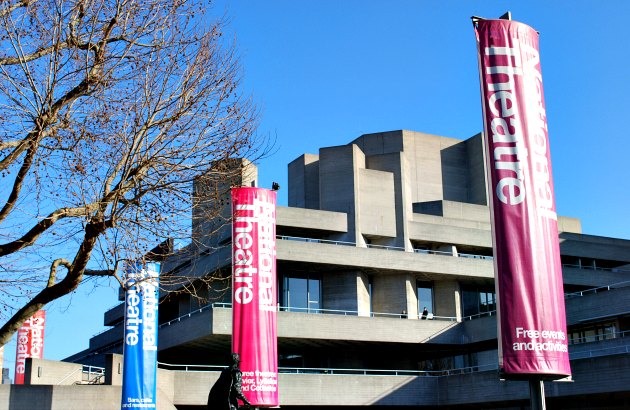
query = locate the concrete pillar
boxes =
[319,144,366,247]
[192,158,257,251]
[371,274,417,318]
[288,154,320,209]
[436,244,458,256]
[178,294,191,316]
[105,353,123,386]
[322,270,367,314]
[357,271,371,317]
[434,280,462,321]
[405,275,419,320]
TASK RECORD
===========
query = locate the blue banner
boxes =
[121,262,160,409]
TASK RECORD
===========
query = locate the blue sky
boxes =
[3,1,630,374]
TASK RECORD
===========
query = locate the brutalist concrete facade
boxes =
[45,130,630,408]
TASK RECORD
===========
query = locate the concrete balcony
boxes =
[565,285,630,325]
[408,215,492,248]
[562,264,630,288]
[277,206,347,233]
[559,232,630,263]
[157,306,460,353]
[277,238,495,279]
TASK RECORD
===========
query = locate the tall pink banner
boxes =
[231,187,278,406]
[14,310,46,384]
[474,19,571,378]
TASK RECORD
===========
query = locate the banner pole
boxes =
[501,9,546,410]
[529,379,546,410]
[502,10,546,410]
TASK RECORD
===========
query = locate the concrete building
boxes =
[4,130,630,409]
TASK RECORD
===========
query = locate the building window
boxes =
[281,272,321,313]
[417,281,434,317]
[462,285,496,318]
[569,322,617,344]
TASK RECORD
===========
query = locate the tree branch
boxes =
[0,0,32,20]
[0,218,104,347]
[0,205,96,257]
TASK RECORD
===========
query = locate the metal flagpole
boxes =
[500,11,546,410]
[529,379,546,410]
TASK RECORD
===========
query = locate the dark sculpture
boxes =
[207,353,252,410]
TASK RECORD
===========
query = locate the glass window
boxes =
[417,281,434,317]
[281,272,321,313]
[308,277,320,311]
[462,285,496,318]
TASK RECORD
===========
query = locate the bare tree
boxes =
[0,0,265,347]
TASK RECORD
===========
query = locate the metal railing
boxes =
[569,329,630,345]
[562,264,630,274]
[564,280,630,298]
[277,363,499,377]
[158,362,225,372]
[156,302,457,324]
[159,302,231,328]
[278,305,456,321]
[277,235,355,247]
[462,311,496,321]
[278,236,630,272]
[157,361,498,377]
[157,340,630,378]
[82,365,106,385]
[57,365,105,385]
[569,344,630,360]
[366,243,405,251]
[278,235,494,260]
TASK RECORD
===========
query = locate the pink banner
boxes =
[14,310,46,384]
[231,187,278,406]
[474,19,571,378]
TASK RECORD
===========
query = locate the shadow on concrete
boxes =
[9,385,53,410]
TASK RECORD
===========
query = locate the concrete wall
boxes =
[408,219,492,248]
[365,150,412,250]
[277,206,347,233]
[25,358,83,385]
[191,158,257,251]
[288,153,320,209]
[403,130,461,204]
[559,232,630,263]
[322,270,362,312]
[371,274,411,316]
[356,271,371,317]
[358,168,396,239]
[565,286,630,325]
[562,265,629,288]
[440,139,470,203]
[464,133,488,205]
[277,239,495,279]
[319,144,365,245]
[433,280,461,320]
[558,216,582,234]
[6,353,630,408]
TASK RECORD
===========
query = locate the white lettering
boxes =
[124,269,159,351]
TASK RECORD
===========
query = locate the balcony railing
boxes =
[564,280,630,298]
[158,339,630,377]
[278,235,494,260]
[569,329,630,345]
[562,263,630,274]
[278,235,630,274]
[157,360,497,377]
[157,302,457,328]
